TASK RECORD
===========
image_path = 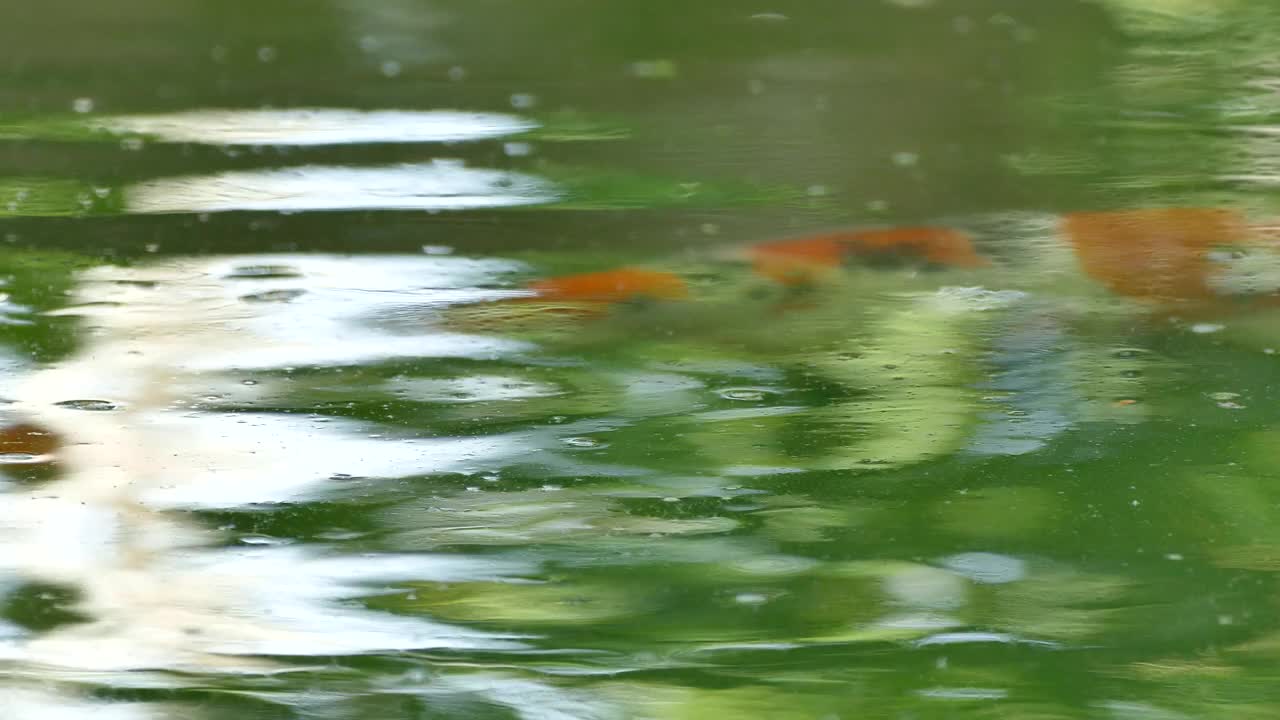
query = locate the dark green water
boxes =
[5,1,1280,717]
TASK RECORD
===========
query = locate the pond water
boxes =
[5,0,1280,717]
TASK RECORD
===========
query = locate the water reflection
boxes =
[128,162,561,214]
[97,109,538,146]
[0,253,552,716]
[10,0,1280,716]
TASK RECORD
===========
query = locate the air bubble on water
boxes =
[807,184,829,197]
[541,484,562,492]
[629,60,678,79]
[749,12,789,21]
[893,151,920,167]
[239,534,291,546]
[447,65,466,82]
[120,137,144,151]
[1191,323,1224,334]
[938,552,1025,584]
[240,289,306,303]
[72,97,94,114]
[210,45,228,63]
[503,141,533,157]
[730,555,819,576]
[257,46,277,63]
[748,78,765,95]
[0,453,40,464]
[734,592,770,605]
[359,36,381,53]
[145,243,160,253]
[717,387,775,402]
[1165,553,1184,561]
[563,436,604,449]
[380,60,402,78]
[241,379,259,386]
[510,93,537,110]
[54,399,119,411]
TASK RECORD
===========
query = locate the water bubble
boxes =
[939,552,1025,584]
[717,387,776,402]
[629,60,678,79]
[1191,323,1224,334]
[0,453,41,464]
[562,436,605,449]
[892,151,920,167]
[734,592,770,605]
[239,534,291,546]
[503,141,533,157]
[240,289,306,303]
[729,555,819,576]
[225,264,302,279]
[447,65,467,82]
[256,46,277,63]
[421,245,453,255]
[120,137,144,151]
[72,97,94,114]
[380,60,402,78]
[510,93,538,109]
[241,379,259,386]
[53,399,119,411]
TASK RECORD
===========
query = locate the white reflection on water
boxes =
[0,689,167,720]
[96,109,537,146]
[0,253,544,713]
[127,160,560,214]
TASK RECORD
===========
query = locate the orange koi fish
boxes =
[488,207,1280,326]
[1061,208,1246,302]
[749,226,987,285]
[526,267,689,304]
[0,422,60,466]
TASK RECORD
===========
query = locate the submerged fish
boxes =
[449,206,1280,335]
[433,205,1280,471]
